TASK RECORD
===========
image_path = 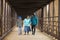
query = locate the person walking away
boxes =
[23,16,31,35]
[17,16,23,35]
[31,13,38,35]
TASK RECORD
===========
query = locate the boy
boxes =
[17,16,23,35]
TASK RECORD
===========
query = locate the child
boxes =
[23,16,31,35]
[17,16,23,35]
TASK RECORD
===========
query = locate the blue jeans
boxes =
[18,26,22,34]
[24,26,30,33]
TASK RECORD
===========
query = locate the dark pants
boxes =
[32,25,36,35]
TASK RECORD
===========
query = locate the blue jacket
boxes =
[17,19,22,27]
[31,15,38,25]
[23,18,31,26]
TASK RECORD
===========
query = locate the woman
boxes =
[23,16,31,35]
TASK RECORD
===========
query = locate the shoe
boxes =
[24,34,26,35]
[32,32,34,35]
[32,33,35,35]
[27,33,29,35]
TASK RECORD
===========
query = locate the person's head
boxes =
[18,16,22,20]
[32,13,35,17]
[32,13,35,16]
[34,13,36,15]
[27,16,30,19]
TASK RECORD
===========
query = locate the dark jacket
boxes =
[31,15,38,26]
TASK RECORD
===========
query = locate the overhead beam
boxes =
[9,0,51,3]
[12,3,47,8]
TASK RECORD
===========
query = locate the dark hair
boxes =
[32,13,34,15]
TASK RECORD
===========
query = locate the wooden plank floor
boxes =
[3,26,55,40]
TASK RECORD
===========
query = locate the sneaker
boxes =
[27,33,29,35]
[32,33,35,35]
[24,34,26,35]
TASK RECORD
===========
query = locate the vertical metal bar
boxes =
[52,1,54,36]
[7,2,8,32]
[4,0,6,33]
[6,2,7,32]
[58,0,60,40]
[0,0,2,37]
[0,0,4,37]
[40,7,43,32]
[47,3,50,34]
